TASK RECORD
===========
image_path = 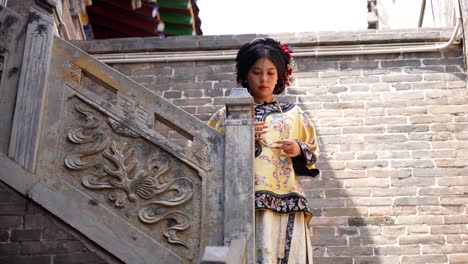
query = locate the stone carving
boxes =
[107,117,140,138]
[0,14,18,42]
[139,207,191,247]
[65,103,108,171]
[65,63,84,90]
[65,102,194,247]
[117,93,151,126]
[192,138,208,162]
[138,153,194,248]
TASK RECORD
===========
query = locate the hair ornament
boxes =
[249,37,266,44]
[279,42,294,87]
[281,44,293,55]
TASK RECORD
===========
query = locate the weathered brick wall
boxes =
[293,46,468,264]
[0,181,120,263]
[74,29,468,263]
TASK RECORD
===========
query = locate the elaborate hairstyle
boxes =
[235,38,294,95]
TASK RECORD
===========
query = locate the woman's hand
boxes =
[274,140,301,157]
[254,122,268,141]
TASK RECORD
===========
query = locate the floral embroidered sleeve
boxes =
[295,140,317,165]
[292,110,320,177]
[207,107,227,134]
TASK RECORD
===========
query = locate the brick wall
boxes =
[78,29,468,264]
[0,181,120,263]
[293,46,468,264]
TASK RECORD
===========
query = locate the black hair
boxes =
[235,38,291,94]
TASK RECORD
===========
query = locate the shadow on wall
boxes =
[294,45,467,264]
[301,139,384,264]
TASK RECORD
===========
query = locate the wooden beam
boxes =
[87,10,160,37]
[87,4,164,36]
[94,0,158,18]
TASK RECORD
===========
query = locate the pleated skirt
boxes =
[256,210,313,264]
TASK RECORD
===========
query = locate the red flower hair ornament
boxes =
[280,43,295,87]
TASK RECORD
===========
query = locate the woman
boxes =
[208,38,319,264]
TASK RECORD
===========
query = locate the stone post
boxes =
[224,87,254,264]
[8,0,56,171]
[460,0,468,68]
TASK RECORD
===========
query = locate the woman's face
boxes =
[247,57,278,103]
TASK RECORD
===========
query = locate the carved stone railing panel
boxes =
[0,4,225,263]
[20,36,224,263]
[0,6,224,263]
[59,97,202,259]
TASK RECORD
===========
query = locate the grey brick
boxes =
[430,224,467,234]
[355,256,400,264]
[195,114,211,121]
[348,217,395,226]
[423,72,465,81]
[25,202,44,215]
[53,252,108,264]
[374,245,420,255]
[299,62,339,71]
[163,91,182,99]
[11,229,42,241]
[38,240,87,255]
[380,60,422,68]
[339,61,378,70]
[349,235,397,246]
[423,58,463,66]
[391,177,435,187]
[412,81,446,90]
[312,257,353,264]
[197,72,233,81]
[339,76,380,85]
[130,76,154,85]
[449,255,468,264]
[206,83,226,97]
[20,241,41,255]
[445,65,464,72]
[403,66,444,73]
[387,124,429,133]
[392,83,412,90]
[328,246,374,256]
[181,106,198,115]
[0,203,26,215]
[371,187,417,197]
[299,77,338,86]
[172,98,212,107]
[184,90,203,98]
[24,214,45,229]
[0,191,25,203]
[0,216,23,228]
[362,68,401,76]
[311,235,347,246]
[0,229,9,242]
[0,256,52,264]
[323,102,365,109]
[172,81,212,91]
[0,243,20,255]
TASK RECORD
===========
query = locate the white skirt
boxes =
[255,210,313,264]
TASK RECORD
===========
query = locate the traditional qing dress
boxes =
[208,101,319,264]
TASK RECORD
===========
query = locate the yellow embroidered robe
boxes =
[208,101,319,263]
